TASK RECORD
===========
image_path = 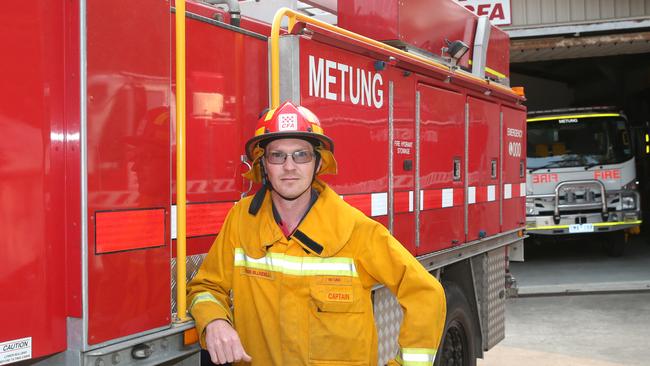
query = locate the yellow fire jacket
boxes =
[187,180,446,365]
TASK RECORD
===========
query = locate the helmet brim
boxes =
[245,131,334,161]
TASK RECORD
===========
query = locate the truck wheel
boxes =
[434,283,477,366]
[606,231,628,257]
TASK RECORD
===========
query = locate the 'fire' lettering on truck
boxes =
[308,55,384,108]
[532,173,559,184]
[594,169,621,180]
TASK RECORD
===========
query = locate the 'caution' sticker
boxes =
[0,337,32,365]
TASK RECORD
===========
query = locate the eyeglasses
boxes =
[265,150,315,165]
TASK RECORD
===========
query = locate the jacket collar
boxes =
[244,180,354,257]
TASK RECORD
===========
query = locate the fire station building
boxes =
[499,0,650,123]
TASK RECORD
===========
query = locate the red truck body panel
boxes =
[0,0,69,359]
[337,0,509,79]
[85,0,171,344]
[418,84,466,253]
[0,0,524,360]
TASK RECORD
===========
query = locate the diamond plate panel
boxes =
[373,286,402,365]
[171,254,207,316]
[472,248,506,351]
[485,248,506,349]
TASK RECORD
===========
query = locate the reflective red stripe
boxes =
[187,202,235,237]
[342,194,372,216]
[394,191,411,213]
[503,182,525,200]
[453,188,464,206]
[422,189,442,210]
[420,188,464,210]
[95,208,165,253]
[475,186,488,203]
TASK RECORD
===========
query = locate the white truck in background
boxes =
[525,107,642,256]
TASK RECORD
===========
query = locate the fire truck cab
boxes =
[525,107,642,256]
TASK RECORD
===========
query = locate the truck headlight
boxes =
[622,180,639,190]
[621,196,636,210]
[526,201,537,215]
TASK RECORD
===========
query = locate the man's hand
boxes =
[205,319,253,364]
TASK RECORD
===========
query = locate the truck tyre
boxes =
[434,283,477,366]
[606,230,627,257]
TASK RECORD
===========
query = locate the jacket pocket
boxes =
[308,284,370,364]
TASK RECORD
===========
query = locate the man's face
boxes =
[263,138,319,200]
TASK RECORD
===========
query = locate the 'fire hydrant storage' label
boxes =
[0,337,32,365]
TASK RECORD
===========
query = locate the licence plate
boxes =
[569,224,594,233]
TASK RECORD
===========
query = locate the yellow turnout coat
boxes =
[187,180,446,365]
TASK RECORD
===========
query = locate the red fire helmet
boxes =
[244,101,334,160]
[243,101,337,183]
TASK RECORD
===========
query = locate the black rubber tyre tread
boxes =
[434,282,477,366]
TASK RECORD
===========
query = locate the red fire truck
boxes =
[0,0,526,365]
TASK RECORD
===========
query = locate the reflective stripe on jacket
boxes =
[187,180,446,365]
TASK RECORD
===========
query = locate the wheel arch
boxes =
[439,259,484,359]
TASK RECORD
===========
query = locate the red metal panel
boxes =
[394,191,412,214]
[187,202,235,237]
[392,74,417,254]
[467,96,500,241]
[182,17,265,204]
[337,0,511,79]
[297,37,402,247]
[337,0,476,70]
[486,26,510,80]
[175,10,268,255]
[184,0,274,36]
[418,84,465,254]
[0,1,67,358]
[342,195,372,216]
[86,0,171,344]
[398,0,476,70]
[298,39,389,198]
[336,0,399,42]
[501,105,526,231]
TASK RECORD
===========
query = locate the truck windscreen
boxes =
[527,116,633,169]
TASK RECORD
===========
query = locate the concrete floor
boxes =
[479,235,650,366]
[479,293,650,366]
[512,235,650,295]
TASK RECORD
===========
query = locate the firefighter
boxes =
[187,101,446,365]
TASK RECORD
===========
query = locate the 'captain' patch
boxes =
[325,286,353,303]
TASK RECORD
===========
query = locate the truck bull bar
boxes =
[553,180,607,224]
